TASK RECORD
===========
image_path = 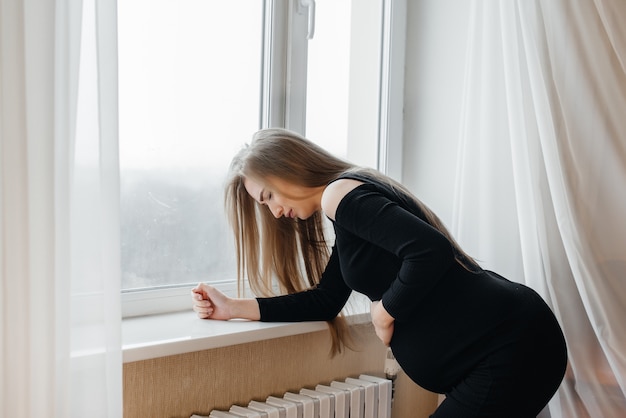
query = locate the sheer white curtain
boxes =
[1,0,122,417]
[454,0,626,417]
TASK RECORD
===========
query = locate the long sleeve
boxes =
[333,184,455,321]
[256,246,352,322]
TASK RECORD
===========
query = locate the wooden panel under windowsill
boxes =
[123,322,437,418]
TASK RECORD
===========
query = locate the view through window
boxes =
[118,0,262,290]
[305,0,351,158]
[118,0,353,294]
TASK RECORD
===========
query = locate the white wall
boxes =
[401,0,472,228]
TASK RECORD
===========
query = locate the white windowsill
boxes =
[122,305,371,363]
[123,312,327,363]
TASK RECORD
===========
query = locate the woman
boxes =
[191,128,567,417]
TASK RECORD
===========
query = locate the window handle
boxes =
[300,0,316,39]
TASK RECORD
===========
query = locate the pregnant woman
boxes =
[192,128,567,417]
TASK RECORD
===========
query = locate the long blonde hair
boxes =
[224,128,479,356]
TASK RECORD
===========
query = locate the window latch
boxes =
[299,0,316,40]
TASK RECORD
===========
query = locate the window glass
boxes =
[304,0,351,158]
[118,0,262,290]
[305,0,382,170]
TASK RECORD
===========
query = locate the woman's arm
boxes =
[323,179,397,346]
[191,245,352,322]
[256,246,352,322]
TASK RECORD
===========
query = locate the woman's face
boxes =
[243,176,323,220]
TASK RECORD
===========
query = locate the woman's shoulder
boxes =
[321,178,364,220]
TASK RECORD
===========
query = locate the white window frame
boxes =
[121,0,406,318]
[378,0,406,181]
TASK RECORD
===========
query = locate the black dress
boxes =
[257,174,567,417]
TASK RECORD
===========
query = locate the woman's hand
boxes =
[191,282,261,321]
[191,283,232,320]
[371,300,395,346]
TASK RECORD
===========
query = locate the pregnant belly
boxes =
[390,322,445,393]
[389,319,470,394]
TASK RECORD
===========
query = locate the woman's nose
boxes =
[268,202,283,218]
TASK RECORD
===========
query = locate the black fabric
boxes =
[257,173,567,415]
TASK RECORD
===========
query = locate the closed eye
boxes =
[258,190,272,204]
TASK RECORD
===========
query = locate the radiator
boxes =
[191,374,393,418]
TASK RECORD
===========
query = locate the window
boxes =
[304,0,351,158]
[118,0,261,293]
[118,0,404,316]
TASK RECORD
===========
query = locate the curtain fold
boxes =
[454,1,626,417]
[1,0,122,416]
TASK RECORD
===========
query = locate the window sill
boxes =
[122,310,371,363]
